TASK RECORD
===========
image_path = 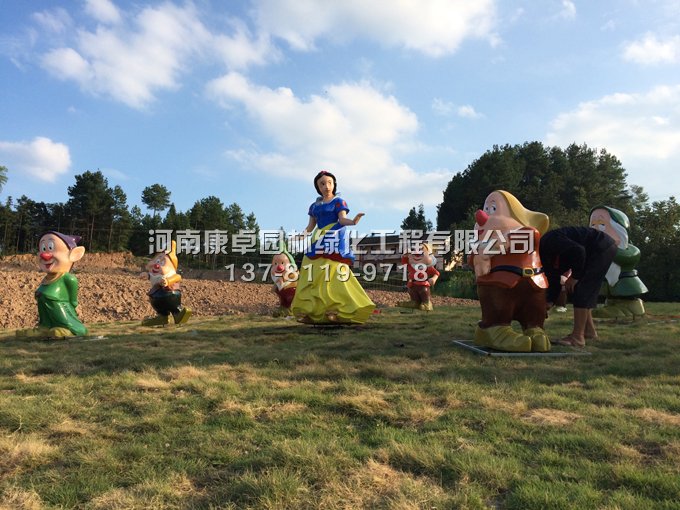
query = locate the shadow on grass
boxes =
[1,303,679,386]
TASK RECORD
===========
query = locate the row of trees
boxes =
[401,203,433,232]
[0,170,259,259]
[2,141,679,300]
[434,142,680,301]
[436,142,635,230]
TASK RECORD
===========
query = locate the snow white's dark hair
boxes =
[313,170,337,195]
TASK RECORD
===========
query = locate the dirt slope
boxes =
[0,253,475,330]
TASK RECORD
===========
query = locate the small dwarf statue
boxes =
[271,244,299,317]
[397,242,440,311]
[17,231,88,339]
[468,190,550,352]
[589,206,648,318]
[140,240,191,326]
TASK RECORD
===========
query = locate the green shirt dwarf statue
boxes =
[589,206,648,318]
[17,231,88,339]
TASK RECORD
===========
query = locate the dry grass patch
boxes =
[364,359,429,379]
[211,364,267,385]
[13,372,49,384]
[307,380,335,391]
[292,360,360,379]
[318,459,447,510]
[133,375,171,392]
[432,394,464,409]
[612,443,645,462]
[521,408,582,426]
[270,379,295,389]
[258,402,308,421]
[480,396,528,416]
[400,402,445,426]
[217,399,307,421]
[89,472,200,510]
[48,418,92,438]
[162,365,225,397]
[11,349,34,356]
[267,378,336,392]
[632,408,680,427]
[0,487,43,510]
[335,389,392,418]
[662,440,680,460]
[217,398,256,418]
[0,435,56,473]
[163,365,211,381]
[564,380,586,388]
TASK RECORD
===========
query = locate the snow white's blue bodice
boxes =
[305,196,354,264]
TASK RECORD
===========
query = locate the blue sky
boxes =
[1,0,680,236]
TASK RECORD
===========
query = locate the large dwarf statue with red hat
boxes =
[140,240,192,326]
[468,191,550,352]
[398,242,440,311]
[17,231,88,338]
[589,205,648,318]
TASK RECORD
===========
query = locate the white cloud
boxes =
[0,137,71,182]
[432,98,455,116]
[1,32,35,71]
[207,73,451,208]
[40,3,210,108]
[600,19,616,32]
[252,0,498,56]
[623,33,680,65]
[432,99,482,119]
[559,0,576,20]
[457,105,482,119]
[42,47,92,82]
[101,168,129,181]
[84,0,122,25]
[545,85,680,199]
[213,19,278,70]
[508,8,525,24]
[38,3,274,109]
[31,8,72,34]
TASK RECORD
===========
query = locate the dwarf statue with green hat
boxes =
[139,240,192,326]
[589,206,648,318]
[271,238,299,317]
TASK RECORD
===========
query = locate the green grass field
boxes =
[2,303,680,509]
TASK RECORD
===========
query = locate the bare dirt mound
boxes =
[0,253,476,330]
[0,251,140,272]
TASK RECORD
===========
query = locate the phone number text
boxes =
[224,263,432,283]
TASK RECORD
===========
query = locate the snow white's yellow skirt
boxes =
[291,225,375,324]
[291,256,375,324]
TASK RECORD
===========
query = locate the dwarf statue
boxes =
[17,231,88,339]
[140,240,191,326]
[589,206,647,318]
[271,243,299,317]
[397,242,440,311]
[468,190,550,352]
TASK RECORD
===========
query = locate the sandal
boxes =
[555,335,585,348]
